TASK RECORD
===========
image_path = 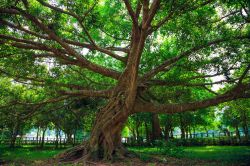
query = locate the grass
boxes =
[0,145,65,162]
[129,146,250,164]
[182,146,250,163]
[0,145,250,165]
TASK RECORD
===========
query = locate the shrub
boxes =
[154,140,184,157]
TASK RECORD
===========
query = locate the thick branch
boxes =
[59,89,113,98]
[147,78,239,87]
[0,19,126,62]
[143,0,161,29]
[134,83,250,114]
[123,0,138,27]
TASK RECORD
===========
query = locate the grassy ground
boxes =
[183,146,250,162]
[0,145,250,165]
[129,146,250,165]
[0,145,65,165]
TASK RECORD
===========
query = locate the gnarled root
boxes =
[54,141,132,164]
[55,142,89,163]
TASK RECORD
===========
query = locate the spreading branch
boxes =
[134,82,250,114]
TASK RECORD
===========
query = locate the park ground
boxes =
[0,145,250,165]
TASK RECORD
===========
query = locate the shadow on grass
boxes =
[0,145,66,164]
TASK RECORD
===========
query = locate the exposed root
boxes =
[55,142,89,164]
[54,142,134,164]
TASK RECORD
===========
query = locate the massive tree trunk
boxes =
[58,97,131,162]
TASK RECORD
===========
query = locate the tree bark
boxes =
[189,127,192,138]
[9,122,19,148]
[66,133,73,144]
[58,98,130,162]
[235,125,241,142]
[40,128,47,148]
[36,127,40,146]
[179,114,185,139]
[135,122,141,144]
[170,128,174,139]
[144,121,150,143]
[164,125,170,140]
[241,110,249,141]
[151,113,162,141]
[55,128,59,149]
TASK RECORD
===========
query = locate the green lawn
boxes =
[182,146,250,162]
[129,146,250,164]
[1,145,250,165]
[0,145,65,162]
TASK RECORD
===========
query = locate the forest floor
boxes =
[0,145,250,165]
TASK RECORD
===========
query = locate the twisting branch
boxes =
[59,89,113,98]
[0,68,89,90]
[123,0,139,27]
[0,18,126,62]
[147,77,240,87]
[143,0,161,29]
[238,64,250,84]
[134,82,250,114]
[148,0,214,34]
[0,7,122,79]
[135,0,142,18]
[22,99,75,120]
[0,95,70,111]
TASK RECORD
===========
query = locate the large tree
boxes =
[0,0,250,162]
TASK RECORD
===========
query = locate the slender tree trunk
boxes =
[144,122,150,143]
[130,127,136,144]
[164,126,169,140]
[66,133,73,144]
[185,127,189,139]
[36,127,40,146]
[170,128,174,138]
[189,127,192,138]
[55,128,59,149]
[73,130,77,147]
[179,114,186,139]
[204,127,209,137]
[242,111,249,141]
[164,125,172,140]
[9,122,19,148]
[40,128,46,148]
[243,125,249,141]
[193,127,196,138]
[235,125,241,142]
[151,113,162,141]
[135,122,141,144]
